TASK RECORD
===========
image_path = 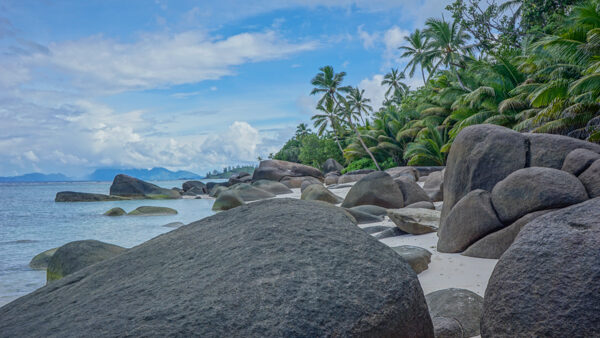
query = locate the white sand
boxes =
[276,183,497,297]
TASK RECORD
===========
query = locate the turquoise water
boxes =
[0,180,220,306]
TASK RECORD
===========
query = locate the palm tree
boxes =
[344,88,382,170]
[404,126,448,166]
[381,68,410,102]
[424,17,474,92]
[399,29,431,84]
[295,123,311,138]
[311,98,345,153]
[310,65,352,107]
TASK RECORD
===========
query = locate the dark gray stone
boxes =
[426,288,483,338]
[251,180,293,195]
[322,158,343,174]
[109,174,180,199]
[438,190,504,253]
[561,148,600,176]
[462,209,554,259]
[579,159,600,198]
[300,178,323,192]
[229,183,275,202]
[423,170,444,202]
[441,125,528,226]
[55,192,126,202]
[405,201,435,210]
[228,172,252,185]
[481,198,600,337]
[280,176,322,189]
[324,173,339,185]
[127,206,177,216]
[526,132,600,169]
[374,227,407,239]
[431,317,463,338]
[338,169,376,184]
[0,199,434,337]
[103,207,126,216]
[385,167,419,181]
[491,167,588,223]
[212,190,245,211]
[209,185,228,198]
[163,222,185,228]
[345,208,385,224]
[391,246,432,274]
[184,185,206,196]
[182,181,207,194]
[252,160,323,182]
[46,240,125,282]
[300,185,343,204]
[206,181,229,192]
[341,172,404,209]
[29,248,58,270]
[395,176,430,205]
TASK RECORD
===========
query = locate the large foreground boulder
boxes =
[341,172,404,209]
[0,199,434,337]
[55,192,126,202]
[441,124,528,225]
[437,189,504,253]
[426,288,483,338]
[45,240,125,282]
[490,167,588,223]
[109,174,180,199]
[481,198,600,337]
[252,160,323,182]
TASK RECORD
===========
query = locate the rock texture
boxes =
[252,160,323,182]
[45,240,125,282]
[395,177,430,205]
[0,199,433,337]
[385,167,419,181]
[182,181,207,194]
[229,183,275,202]
[127,206,178,216]
[338,169,375,184]
[29,248,58,270]
[300,177,323,192]
[426,288,483,338]
[431,317,463,338]
[481,198,600,337]
[391,246,432,274]
[109,174,180,199]
[280,176,322,189]
[491,167,588,223]
[373,227,407,239]
[579,159,600,198]
[462,209,554,259]
[324,173,339,185]
[228,172,252,185]
[344,208,384,224]
[561,148,600,175]
[103,207,126,216]
[387,208,440,235]
[55,192,126,202]
[438,190,504,253]
[441,125,528,225]
[251,180,293,195]
[341,172,404,209]
[405,201,435,210]
[423,170,444,202]
[322,158,343,174]
[526,132,600,169]
[300,185,343,204]
[212,190,245,211]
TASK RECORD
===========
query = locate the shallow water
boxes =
[0,180,220,306]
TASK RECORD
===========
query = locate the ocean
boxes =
[0,180,220,307]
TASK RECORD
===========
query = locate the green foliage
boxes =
[272,138,302,163]
[205,165,257,179]
[298,134,344,169]
[341,158,376,174]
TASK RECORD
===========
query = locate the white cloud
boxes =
[23,150,38,162]
[357,25,379,49]
[31,30,316,93]
[359,74,387,111]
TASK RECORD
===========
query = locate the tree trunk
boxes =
[329,117,344,154]
[421,67,426,85]
[348,117,381,171]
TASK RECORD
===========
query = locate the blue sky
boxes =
[0,0,450,177]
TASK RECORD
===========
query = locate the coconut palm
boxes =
[381,68,410,102]
[295,123,311,138]
[310,65,352,107]
[311,98,345,153]
[399,29,431,84]
[424,17,474,92]
[344,88,381,170]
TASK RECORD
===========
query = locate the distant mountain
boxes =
[87,167,203,181]
[0,173,72,182]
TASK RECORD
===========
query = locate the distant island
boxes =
[205,165,256,179]
[0,167,203,182]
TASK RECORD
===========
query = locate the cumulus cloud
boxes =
[359,74,387,111]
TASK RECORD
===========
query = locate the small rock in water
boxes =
[103,207,126,216]
[163,222,185,228]
[127,206,178,216]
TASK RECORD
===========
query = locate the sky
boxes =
[0,0,452,177]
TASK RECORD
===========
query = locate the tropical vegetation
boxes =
[274,0,600,170]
